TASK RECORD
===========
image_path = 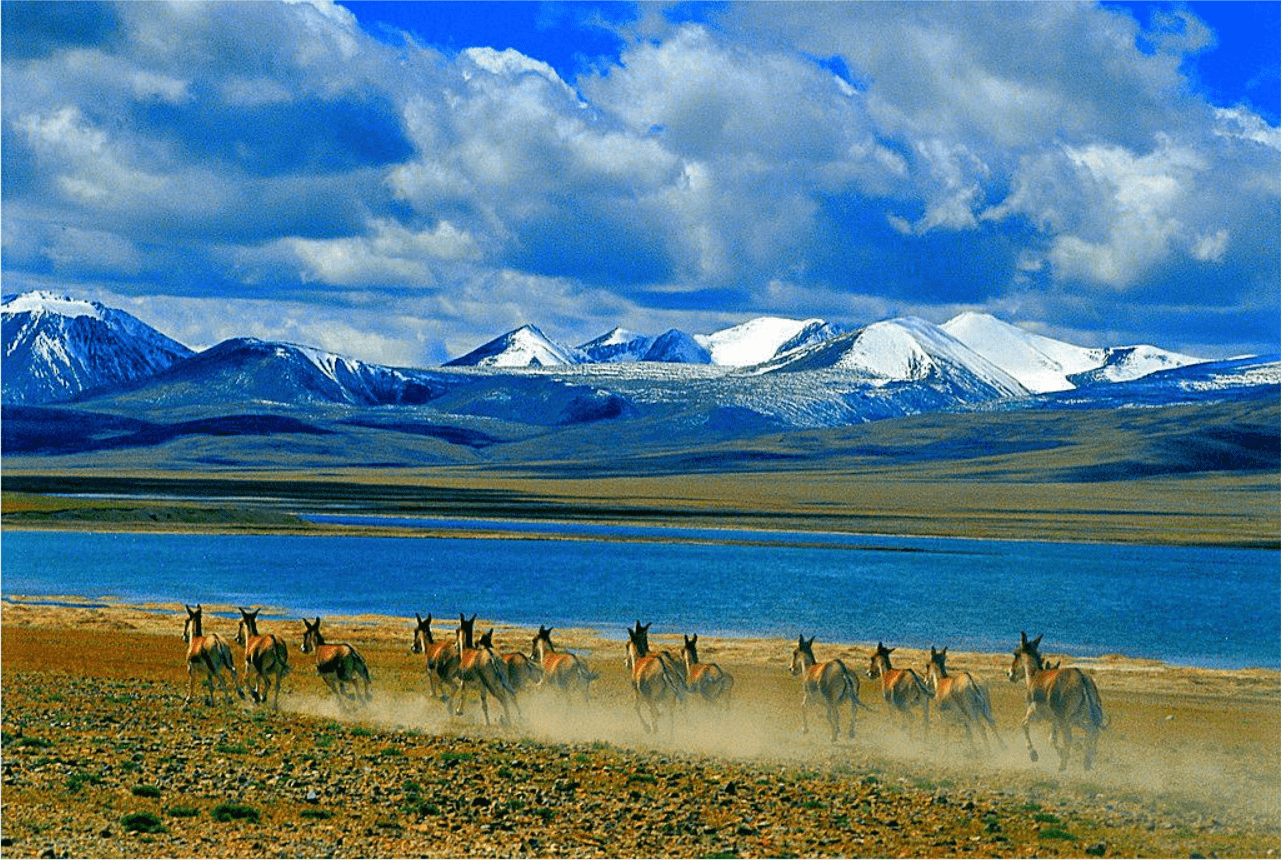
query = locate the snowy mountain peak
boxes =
[2,291,108,320]
[2,290,193,405]
[577,327,655,363]
[696,316,827,367]
[445,324,583,368]
[643,329,712,364]
[942,312,1204,393]
[761,315,1027,400]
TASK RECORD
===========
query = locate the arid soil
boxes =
[2,599,1278,858]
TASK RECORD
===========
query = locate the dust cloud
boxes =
[275,666,1280,834]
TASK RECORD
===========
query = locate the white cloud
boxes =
[1191,229,1230,263]
[3,1,1277,361]
[274,219,480,287]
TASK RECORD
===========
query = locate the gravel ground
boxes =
[2,604,1278,858]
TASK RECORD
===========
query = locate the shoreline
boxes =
[5,593,1280,685]
[5,510,1280,552]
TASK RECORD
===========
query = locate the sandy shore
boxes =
[2,598,1279,858]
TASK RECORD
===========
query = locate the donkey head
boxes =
[868,642,895,679]
[411,612,433,653]
[790,634,816,676]
[301,616,323,653]
[182,604,202,641]
[1008,631,1046,682]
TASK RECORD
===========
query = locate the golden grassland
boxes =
[4,464,1278,547]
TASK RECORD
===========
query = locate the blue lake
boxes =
[3,524,1278,669]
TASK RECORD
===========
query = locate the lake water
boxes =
[3,524,1277,669]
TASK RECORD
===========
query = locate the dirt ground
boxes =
[1,599,1278,858]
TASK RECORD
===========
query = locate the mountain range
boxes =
[2,291,1277,467]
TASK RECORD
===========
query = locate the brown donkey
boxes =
[681,634,734,706]
[181,604,244,706]
[867,642,931,738]
[1008,632,1107,771]
[530,625,599,700]
[451,628,521,726]
[789,635,865,742]
[625,622,686,734]
[235,607,290,710]
[301,616,372,707]
[410,613,459,701]
[923,646,1002,753]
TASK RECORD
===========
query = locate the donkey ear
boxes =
[416,612,423,624]
[1020,631,1030,646]
[690,633,698,644]
[805,635,815,647]
[940,647,948,656]
[1031,634,1043,650]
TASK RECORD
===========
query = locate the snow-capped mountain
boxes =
[2,291,193,405]
[1067,345,1206,387]
[775,320,846,357]
[641,329,712,364]
[7,291,1267,444]
[577,328,655,363]
[761,317,1027,399]
[1011,353,1281,412]
[942,312,1204,393]
[445,325,584,368]
[695,317,829,367]
[115,338,454,407]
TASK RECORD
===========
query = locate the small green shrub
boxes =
[66,771,103,793]
[1033,811,1061,824]
[416,802,441,817]
[15,737,54,749]
[211,803,261,823]
[1040,826,1078,841]
[121,812,166,834]
[299,808,334,820]
[439,751,473,763]
[131,785,162,799]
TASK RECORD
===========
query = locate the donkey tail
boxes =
[350,648,373,701]
[844,666,873,710]
[1083,672,1108,729]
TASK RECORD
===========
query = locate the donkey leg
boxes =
[846,698,858,739]
[1021,706,1040,763]
[825,701,840,743]
[633,691,652,733]
[1082,723,1099,770]
[799,693,812,736]
[1056,721,1073,772]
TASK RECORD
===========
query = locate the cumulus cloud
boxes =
[2,1,1277,362]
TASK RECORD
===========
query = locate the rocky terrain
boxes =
[2,600,1278,858]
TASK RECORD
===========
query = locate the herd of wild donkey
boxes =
[181,604,1108,772]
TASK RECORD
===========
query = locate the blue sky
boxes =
[3,1,1278,365]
